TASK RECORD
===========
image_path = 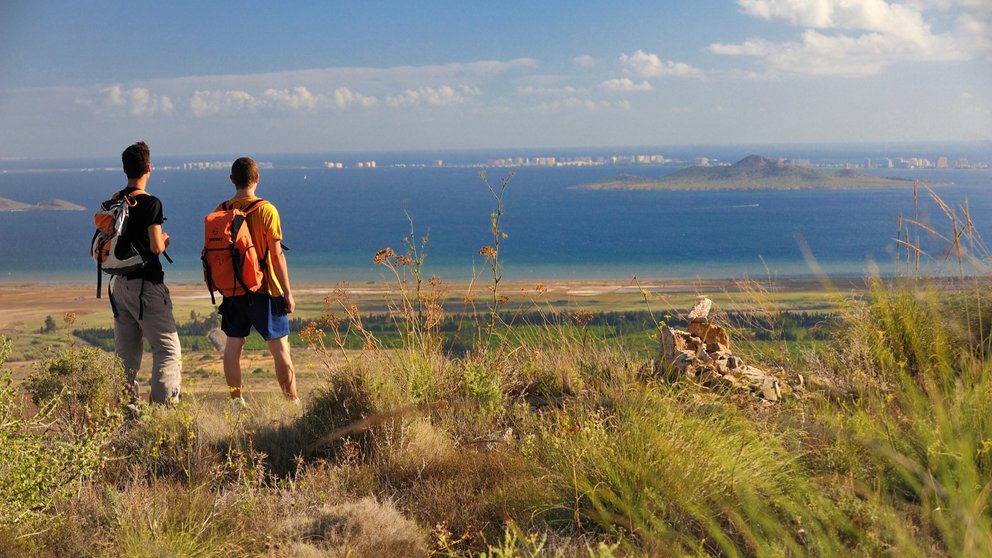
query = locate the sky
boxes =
[1,0,990,159]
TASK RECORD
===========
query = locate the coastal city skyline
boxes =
[150,149,992,172]
[1,1,990,160]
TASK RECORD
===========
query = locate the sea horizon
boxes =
[2,143,990,286]
[1,140,990,170]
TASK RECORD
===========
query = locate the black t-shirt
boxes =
[117,187,165,283]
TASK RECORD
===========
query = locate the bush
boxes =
[0,339,116,533]
[25,345,126,430]
[113,404,211,483]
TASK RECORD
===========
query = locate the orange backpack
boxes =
[201,199,269,304]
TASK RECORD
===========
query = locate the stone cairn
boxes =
[656,298,800,402]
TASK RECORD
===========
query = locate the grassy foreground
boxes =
[2,273,991,557]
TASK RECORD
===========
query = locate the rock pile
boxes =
[656,299,801,402]
[207,327,226,351]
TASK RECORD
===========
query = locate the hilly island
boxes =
[0,197,85,211]
[577,154,917,191]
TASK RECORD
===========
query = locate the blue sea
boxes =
[2,145,991,284]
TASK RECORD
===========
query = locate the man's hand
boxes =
[283,292,296,313]
[148,224,168,254]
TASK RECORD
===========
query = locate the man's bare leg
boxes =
[224,336,247,400]
[268,336,298,399]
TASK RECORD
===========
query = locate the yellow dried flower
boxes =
[373,247,396,265]
[299,322,324,345]
[345,304,361,320]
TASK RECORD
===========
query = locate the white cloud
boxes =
[332,87,379,109]
[42,57,555,128]
[737,0,930,37]
[712,0,988,77]
[599,78,653,92]
[517,85,578,96]
[385,85,480,108]
[100,85,174,116]
[189,89,258,116]
[573,55,598,68]
[78,83,381,117]
[261,86,380,111]
[531,97,631,112]
[263,86,320,110]
[619,50,704,78]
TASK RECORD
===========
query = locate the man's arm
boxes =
[268,237,294,313]
[148,224,170,255]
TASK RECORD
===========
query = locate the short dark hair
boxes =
[231,157,259,188]
[122,142,150,179]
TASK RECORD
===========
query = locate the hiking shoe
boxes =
[229,397,248,412]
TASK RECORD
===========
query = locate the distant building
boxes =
[936,156,949,169]
[695,157,710,167]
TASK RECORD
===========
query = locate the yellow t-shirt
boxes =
[224,196,284,297]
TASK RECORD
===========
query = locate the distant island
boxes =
[0,197,85,211]
[575,155,919,191]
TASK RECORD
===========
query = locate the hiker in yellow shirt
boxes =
[217,157,298,407]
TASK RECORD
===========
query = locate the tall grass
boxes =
[806,279,992,555]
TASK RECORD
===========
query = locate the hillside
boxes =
[578,154,915,190]
[0,197,85,211]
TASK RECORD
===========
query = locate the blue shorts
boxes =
[219,293,290,340]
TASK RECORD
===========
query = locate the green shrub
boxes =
[26,345,126,429]
[114,404,207,483]
[0,338,115,532]
[460,359,504,414]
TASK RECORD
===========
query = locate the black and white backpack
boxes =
[90,190,147,297]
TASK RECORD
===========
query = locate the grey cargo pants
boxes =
[112,278,182,404]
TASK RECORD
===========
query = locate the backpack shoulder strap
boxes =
[242,198,268,214]
[116,188,148,204]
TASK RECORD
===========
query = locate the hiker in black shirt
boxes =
[110,142,182,406]
[117,185,166,283]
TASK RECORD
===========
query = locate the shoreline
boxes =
[0,277,867,331]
